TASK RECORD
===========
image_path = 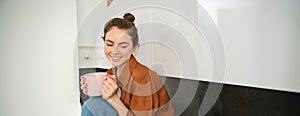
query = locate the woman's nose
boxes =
[111,45,119,54]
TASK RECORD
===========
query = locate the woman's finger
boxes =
[102,83,111,99]
[105,77,118,89]
[83,87,88,95]
[80,83,87,90]
[102,89,108,99]
[81,83,88,95]
[83,89,88,95]
[103,80,115,94]
[107,75,116,81]
[80,76,86,85]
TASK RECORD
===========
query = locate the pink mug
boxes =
[82,72,107,96]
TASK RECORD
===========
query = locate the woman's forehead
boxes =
[106,27,131,43]
[105,38,130,45]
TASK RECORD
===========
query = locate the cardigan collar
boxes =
[107,54,138,89]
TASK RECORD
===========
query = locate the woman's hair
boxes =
[103,13,139,47]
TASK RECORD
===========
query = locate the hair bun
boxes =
[123,13,135,23]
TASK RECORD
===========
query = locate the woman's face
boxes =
[104,27,136,69]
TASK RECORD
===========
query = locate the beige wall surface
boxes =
[0,0,80,116]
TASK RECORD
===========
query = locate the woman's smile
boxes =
[111,55,122,62]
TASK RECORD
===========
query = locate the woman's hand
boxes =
[103,75,129,116]
[80,75,88,95]
[102,75,118,99]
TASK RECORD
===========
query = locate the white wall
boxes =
[216,0,300,93]
[77,0,300,93]
[0,0,80,116]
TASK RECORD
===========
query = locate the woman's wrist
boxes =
[106,94,129,116]
[106,93,119,102]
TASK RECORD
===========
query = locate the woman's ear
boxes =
[132,44,139,53]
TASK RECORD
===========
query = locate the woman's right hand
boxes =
[80,76,88,95]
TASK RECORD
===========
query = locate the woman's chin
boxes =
[111,62,120,67]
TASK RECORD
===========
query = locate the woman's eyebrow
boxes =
[119,42,129,45]
[105,39,114,43]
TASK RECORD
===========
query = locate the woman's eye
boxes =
[120,46,127,48]
[106,44,113,46]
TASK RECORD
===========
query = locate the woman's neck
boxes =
[116,63,126,77]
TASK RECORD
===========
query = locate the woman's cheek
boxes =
[104,46,111,54]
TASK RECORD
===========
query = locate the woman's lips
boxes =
[111,56,121,62]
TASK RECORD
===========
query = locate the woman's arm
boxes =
[106,94,130,116]
[102,75,131,116]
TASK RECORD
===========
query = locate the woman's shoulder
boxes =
[131,62,159,84]
[134,62,150,72]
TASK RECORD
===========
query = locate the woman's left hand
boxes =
[102,75,118,99]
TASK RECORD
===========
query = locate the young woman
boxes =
[81,13,174,116]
